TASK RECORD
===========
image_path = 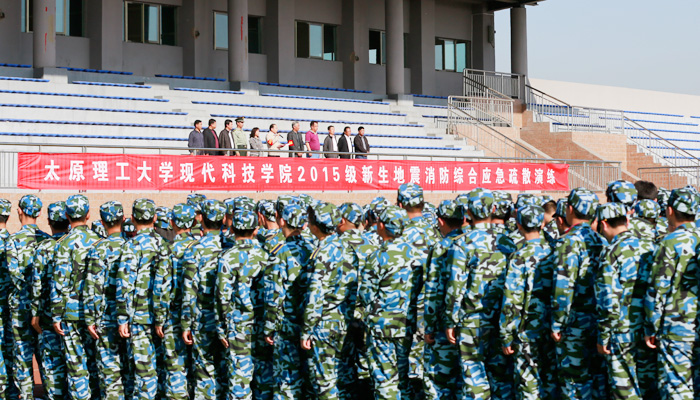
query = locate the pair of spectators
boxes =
[187,118,266,156]
[188,119,371,158]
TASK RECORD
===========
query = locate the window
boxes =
[296,21,337,61]
[435,38,471,72]
[124,2,178,46]
[368,30,386,65]
[21,0,84,37]
[213,13,263,54]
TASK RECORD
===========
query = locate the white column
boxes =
[33,0,56,68]
[385,0,405,95]
[228,0,248,82]
[510,5,528,76]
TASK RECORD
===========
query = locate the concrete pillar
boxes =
[385,0,405,95]
[510,5,528,76]
[0,1,23,65]
[88,0,123,71]
[472,5,495,71]
[228,0,248,82]
[33,0,56,68]
[180,0,211,77]
[408,0,435,95]
[339,0,369,91]
[265,0,295,84]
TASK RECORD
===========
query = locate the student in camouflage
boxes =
[550,188,605,400]
[656,188,670,237]
[187,193,207,238]
[181,199,226,400]
[644,188,699,400]
[159,203,197,400]
[0,199,11,398]
[116,198,172,400]
[500,204,552,400]
[155,206,175,243]
[355,205,422,400]
[301,202,355,400]
[631,200,660,242]
[32,201,70,400]
[93,220,108,239]
[217,209,269,400]
[490,191,513,236]
[423,200,464,400]
[84,201,128,400]
[50,194,101,400]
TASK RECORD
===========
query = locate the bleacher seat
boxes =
[255,81,371,94]
[0,118,189,129]
[0,63,31,68]
[210,114,424,128]
[261,93,388,105]
[156,74,226,82]
[0,89,168,102]
[59,67,133,75]
[174,87,244,95]
[72,81,151,89]
[0,76,48,83]
[195,101,404,117]
[0,103,186,115]
[414,94,448,99]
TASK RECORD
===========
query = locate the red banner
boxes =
[17,153,569,192]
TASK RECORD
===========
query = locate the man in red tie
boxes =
[203,119,221,155]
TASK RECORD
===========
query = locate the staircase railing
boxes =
[464,69,523,100]
[448,95,514,127]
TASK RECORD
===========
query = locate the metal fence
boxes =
[637,167,696,188]
[448,95,514,128]
[0,142,621,192]
[464,69,523,99]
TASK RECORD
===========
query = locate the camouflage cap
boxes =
[540,195,555,206]
[567,188,599,217]
[132,198,156,221]
[66,194,89,219]
[657,187,670,208]
[422,202,438,226]
[232,209,258,230]
[492,191,513,217]
[311,201,341,231]
[516,205,545,230]
[276,195,298,215]
[48,201,68,223]
[258,200,277,222]
[455,193,471,220]
[668,188,699,215]
[606,180,638,206]
[0,199,11,217]
[634,199,660,220]
[171,203,196,229]
[397,183,424,207]
[367,196,391,222]
[555,198,568,218]
[339,202,364,226]
[466,188,494,220]
[234,196,256,213]
[298,193,314,208]
[515,193,540,209]
[99,201,124,223]
[596,202,627,222]
[437,200,464,220]
[282,204,307,229]
[19,194,42,218]
[224,198,236,215]
[122,218,135,233]
[201,199,226,222]
[186,193,207,213]
[379,205,408,237]
[91,220,107,238]
[156,206,172,230]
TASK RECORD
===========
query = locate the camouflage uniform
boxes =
[159,204,197,400]
[116,199,172,400]
[644,189,699,400]
[500,205,552,400]
[355,206,422,400]
[217,210,268,400]
[656,188,670,238]
[92,220,107,238]
[155,206,175,243]
[187,193,207,239]
[423,200,463,400]
[84,201,127,400]
[181,200,226,400]
[33,201,69,400]
[0,200,11,398]
[302,202,355,400]
[51,194,101,400]
[551,188,605,400]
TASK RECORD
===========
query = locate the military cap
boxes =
[201,199,226,222]
[466,188,494,220]
[235,117,244,123]
[234,196,256,213]
[540,195,555,206]
[0,199,11,217]
[339,202,364,226]
[437,200,464,220]
[555,198,568,218]
[232,209,258,230]
[187,193,207,212]
[516,204,545,230]
[633,199,660,220]
[91,220,107,238]
[19,195,42,218]
[379,205,408,237]
[156,206,172,230]
[567,188,599,217]
[311,201,341,231]
[66,194,89,219]
[657,187,670,208]
[282,204,307,229]
[367,196,391,222]
[171,203,196,229]
[397,183,424,207]
[668,188,699,215]
[224,198,236,215]
[515,193,539,209]
[423,202,438,226]
[492,191,513,217]
[298,194,314,208]
[596,203,628,222]
[122,218,135,234]
[276,195,298,215]
[258,200,277,222]
[99,201,124,223]
[606,180,638,206]
[48,201,68,223]
[132,198,156,221]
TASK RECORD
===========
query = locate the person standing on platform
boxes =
[219,119,235,156]
[188,120,204,155]
[354,127,370,159]
[323,126,339,159]
[288,122,305,158]
[305,121,321,159]
[266,124,287,157]
[338,126,354,159]
[203,119,221,156]
[233,117,249,156]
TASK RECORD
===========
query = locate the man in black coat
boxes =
[337,126,354,159]
[353,126,370,159]
[202,118,221,155]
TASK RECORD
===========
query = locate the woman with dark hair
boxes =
[249,127,266,157]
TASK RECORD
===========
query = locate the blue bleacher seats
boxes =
[624,110,684,118]
[194,101,404,117]
[0,76,48,83]
[413,94,448,99]
[0,103,186,115]
[156,74,226,82]
[0,131,185,141]
[0,118,189,129]
[72,81,152,89]
[59,67,133,75]
[174,87,244,95]
[415,104,447,109]
[0,63,32,68]
[211,114,423,128]
[0,89,168,102]
[261,93,387,105]
[255,81,371,94]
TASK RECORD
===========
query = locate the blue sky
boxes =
[494,0,700,95]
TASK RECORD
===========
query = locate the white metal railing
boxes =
[448,95,514,128]
[464,69,523,99]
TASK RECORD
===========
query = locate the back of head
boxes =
[634,180,658,200]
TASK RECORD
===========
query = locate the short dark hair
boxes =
[543,201,557,214]
[202,217,223,231]
[439,216,463,229]
[68,215,88,224]
[307,206,335,235]
[571,207,592,221]
[225,119,232,126]
[310,121,318,127]
[327,125,334,131]
[133,216,152,225]
[603,215,628,228]
[520,224,540,234]
[674,209,695,223]
[0,215,7,224]
[103,218,122,229]
[233,228,256,237]
[635,180,658,200]
[344,126,351,133]
[194,120,202,127]
[269,124,276,131]
[49,219,70,231]
[358,126,365,132]
[250,127,259,138]
[208,119,216,127]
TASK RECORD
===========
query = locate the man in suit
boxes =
[354,126,370,159]
[337,126,354,159]
[218,119,235,156]
[287,122,305,158]
[188,120,204,155]
[202,119,220,155]
[323,125,339,158]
